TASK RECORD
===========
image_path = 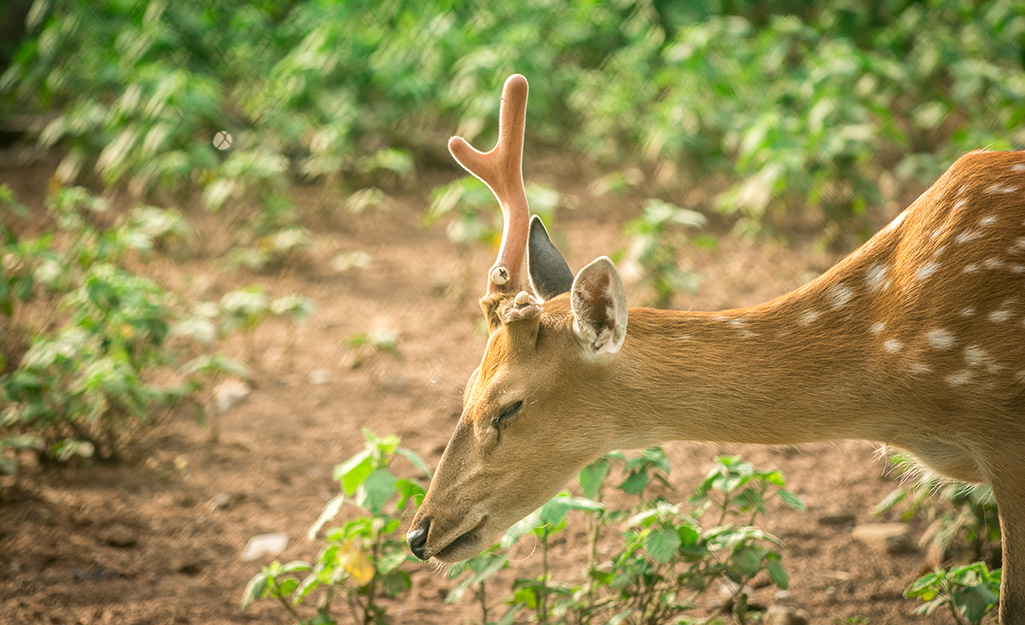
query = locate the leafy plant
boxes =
[1,186,247,470]
[242,428,431,625]
[446,451,804,625]
[621,199,709,308]
[907,562,1000,624]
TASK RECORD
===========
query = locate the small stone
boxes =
[214,379,250,413]
[241,533,289,561]
[763,606,810,625]
[308,369,330,385]
[101,525,138,549]
[818,513,857,526]
[851,523,914,554]
[208,492,232,511]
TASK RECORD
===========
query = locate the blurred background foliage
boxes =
[1,0,1023,236]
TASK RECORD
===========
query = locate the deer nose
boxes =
[407,519,430,560]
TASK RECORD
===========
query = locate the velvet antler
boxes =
[448,74,530,296]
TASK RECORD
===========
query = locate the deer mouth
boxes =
[435,515,489,561]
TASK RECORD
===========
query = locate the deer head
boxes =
[406,75,632,562]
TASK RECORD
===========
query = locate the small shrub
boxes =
[907,562,1000,624]
[242,428,431,625]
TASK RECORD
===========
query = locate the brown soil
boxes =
[0,154,964,625]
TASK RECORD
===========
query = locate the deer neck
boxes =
[607,283,902,448]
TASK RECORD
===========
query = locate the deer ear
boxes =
[527,215,573,301]
[571,257,628,358]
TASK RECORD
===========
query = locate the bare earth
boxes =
[0,155,963,624]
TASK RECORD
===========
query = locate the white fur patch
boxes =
[926,328,955,350]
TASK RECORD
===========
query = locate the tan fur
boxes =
[411,150,1025,623]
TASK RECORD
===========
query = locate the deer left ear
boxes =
[571,257,628,358]
[527,215,573,301]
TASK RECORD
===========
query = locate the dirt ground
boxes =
[0,152,971,625]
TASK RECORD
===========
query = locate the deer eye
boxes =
[492,400,523,428]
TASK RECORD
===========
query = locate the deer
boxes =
[405,74,1025,623]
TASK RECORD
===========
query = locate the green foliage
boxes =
[621,199,709,308]
[907,562,1000,624]
[0,185,247,471]
[446,451,804,625]
[8,1,1020,235]
[426,176,561,248]
[242,428,431,625]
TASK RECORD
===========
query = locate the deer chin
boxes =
[432,515,491,563]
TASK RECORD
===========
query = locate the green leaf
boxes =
[579,457,611,500]
[395,447,432,477]
[240,571,268,609]
[645,526,682,563]
[778,489,806,512]
[766,554,789,590]
[731,544,765,578]
[334,449,372,495]
[357,468,397,515]
[619,470,649,495]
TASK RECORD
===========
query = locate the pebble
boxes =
[851,523,914,554]
[241,533,289,561]
[101,524,138,549]
[763,605,810,625]
[214,379,251,413]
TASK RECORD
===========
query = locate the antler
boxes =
[449,74,530,296]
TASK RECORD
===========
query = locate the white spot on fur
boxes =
[979,215,998,226]
[931,227,944,239]
[826,284,854,309]
[965,345,986,366]
[962,263,979,274]
[870,321,885,335]
[953,198,968,211]
[963,345,999,373]
[1012,163,1025,173]
[909,362,931,374]
[946,370,972,386]
[926,328,955,350]
[865,264,889,293]
[984,258,1004,270]
[955,231,981,244]
[883,339,902,353]
[986,183,1017,194]
[960,307,977,318]
[884,211,907,232]
[1010,265,1025,273]
[933,245,947,257]
[988,309,1011,323]
[1015,370,1025,384]
[917,261,940,281]
[799,310,820,326]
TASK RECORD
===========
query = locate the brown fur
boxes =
[414,145,1025,622]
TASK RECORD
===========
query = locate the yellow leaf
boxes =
[338,540,375,586]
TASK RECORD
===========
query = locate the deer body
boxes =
[407,75,1025,622]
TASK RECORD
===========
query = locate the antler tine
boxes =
[449,74,530,296]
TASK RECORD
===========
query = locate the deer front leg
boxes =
[990,462,1025,624]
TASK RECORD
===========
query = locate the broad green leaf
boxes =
[334,449,372,495]
[778,489,806,512]
[357,468,397,515]
[579,457,611,500]
[645,526,681,563]
[766,555,789,589]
